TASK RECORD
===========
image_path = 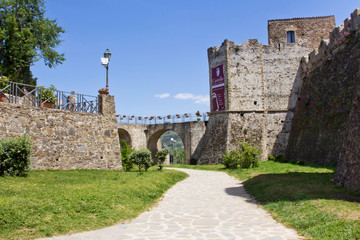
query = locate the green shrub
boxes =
[297,159,305,165]
[223,142,261,169]
[120,139,134,171]
[0,135,32,176]
[290,160,297,164]
[223,150,240,169]
[274,155,282,162]
[239,142,260,169]
[239,155,251,168]
[268,154,275,161]
[275,154,289,163]
[129,149,153,172]
[155,148,170,171]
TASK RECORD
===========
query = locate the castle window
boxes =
[287,31,295,43]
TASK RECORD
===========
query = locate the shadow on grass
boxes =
[241,172,360,204]
[225,186,259,205]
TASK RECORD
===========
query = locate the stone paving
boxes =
[38,168,301,240]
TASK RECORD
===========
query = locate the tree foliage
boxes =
[120,139,134,172]
[155,148,169,171]
[0,0,65,85]
[174,148,185,164]
[129,149,153,172]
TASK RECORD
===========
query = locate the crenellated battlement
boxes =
[203,11,338,162]
[302,8,360,73]
[203,8,360,191]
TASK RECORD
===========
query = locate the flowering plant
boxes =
[38,84,57,103]
[98,87,109,92]
[0,76,10,93]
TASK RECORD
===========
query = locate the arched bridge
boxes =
[118,120,207,164]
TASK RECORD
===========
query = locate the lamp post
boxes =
[170,137,176,164]
[101,49,112,90]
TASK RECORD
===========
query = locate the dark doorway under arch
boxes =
[118,128,132,147]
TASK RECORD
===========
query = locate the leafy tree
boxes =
[129,149,152,172]
[155,148,169,171]
[0,0,65,85]
[120,139,134,172]
[174,148,184,164]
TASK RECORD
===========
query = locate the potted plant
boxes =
[98,87,109,95]
[0,76,10,102]
[38,84,57,108]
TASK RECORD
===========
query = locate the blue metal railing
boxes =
[117,112,209,125]
[0,78,99,114]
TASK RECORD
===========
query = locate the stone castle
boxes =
[195,15,335,163]
[1,9,359,191]
[195,9,360,191]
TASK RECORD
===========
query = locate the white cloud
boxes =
[174,93,195,100]
[174,93,209,105]
[193,95,209,104]
[154,93,170,99]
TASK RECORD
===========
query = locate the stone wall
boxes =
[193,113,229,164]
[99,94,117,120]
[268,16,335,50]
[0,95,121,170]
[118,124,147,150]
[286,9,360,191]
[334,86,360,191]
[118,121,206,164]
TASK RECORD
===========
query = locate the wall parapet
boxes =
[0,78,99,114]
[268,15,335,23]
[117,112,209,125]
[301,8,360,74]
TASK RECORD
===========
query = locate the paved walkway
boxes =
[39,168,301,240]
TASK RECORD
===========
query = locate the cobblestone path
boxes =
[39,168,301,240]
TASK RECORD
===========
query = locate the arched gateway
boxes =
[118,121,206,164]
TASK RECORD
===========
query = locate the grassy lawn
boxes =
[168,162,360,240]
[0,168,187,240]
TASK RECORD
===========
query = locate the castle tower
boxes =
[195,16,335,163]
[268,16,335,50]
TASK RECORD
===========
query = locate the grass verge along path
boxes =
[0,168,187,240]
[169,162,360,239]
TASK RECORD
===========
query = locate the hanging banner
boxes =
[211,65,225,111]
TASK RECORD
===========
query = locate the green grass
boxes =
[168,164,227,171]
[0,168,187,240]
[169,162,360,240]
[168,161,332,181]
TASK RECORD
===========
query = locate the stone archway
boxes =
[117,121,206,165]
[147,129,185,164]
[118,128,132,147]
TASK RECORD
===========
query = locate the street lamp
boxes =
[101,49,112,90]
[170,137,176,164]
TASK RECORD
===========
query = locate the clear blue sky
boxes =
[32,0,359,117]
